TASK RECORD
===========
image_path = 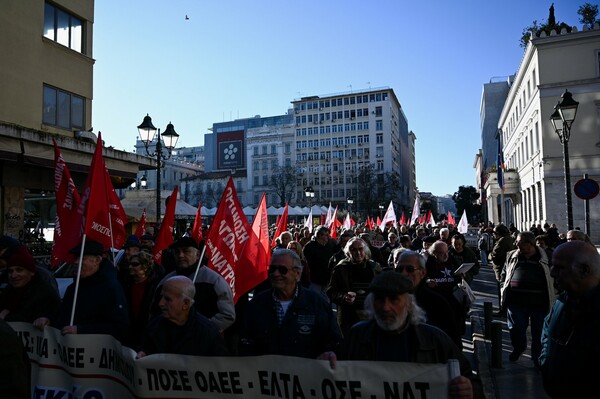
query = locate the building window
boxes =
[375,106,382,117]
[42,84,85,130]
[253,146,259,156]
[376,120,383,131]
[44,2,84,53]
[285,143,291,154]
[271,145,276,154]
[376,133,383,144]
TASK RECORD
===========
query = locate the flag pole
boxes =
[70,234,87,326]
[192,244,207,283]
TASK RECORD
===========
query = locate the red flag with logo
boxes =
[134,208,146,238]
[270,203,289,248]
[191,202,203,245]
[236,193,270,301]
[80,132,126,250]
[51,139,82,267]
[153,186,178,265]
[205,177,252,302]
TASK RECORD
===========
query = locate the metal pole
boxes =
[491,320,503,368]
[156,139,162,222]
[563,136,573,230]
[584,173,590,236]
[484,301,493,340]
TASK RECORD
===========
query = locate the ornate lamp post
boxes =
[137,114,180,220]
[304,186,315,207]
[347,197,354,216]
[550,90,579,231]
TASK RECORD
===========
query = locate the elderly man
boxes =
[137,276,227,358]
[239,249,341,359]
[500,231,555,367]
[540,241,600,398]
[37,240,130,341]
[327,237,382,336]
[340,271,482,399]
[152,237,235,333]
[392,249,462,349]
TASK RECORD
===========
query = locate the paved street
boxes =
[468,264,550,399]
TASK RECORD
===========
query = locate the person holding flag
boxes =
[150,237,235,334]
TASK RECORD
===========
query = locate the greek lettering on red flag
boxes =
[205,177,251,302]
[80,132,114,250]
[191,202,203,245]
[134,208,146,238]
[51,139,82,267]
[107,169,128,250]
[236,193,270,302]
[153,186,178,265]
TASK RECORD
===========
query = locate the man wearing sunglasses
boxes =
[239,249,341,360]
[392,249,461,349]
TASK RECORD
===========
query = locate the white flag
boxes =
[380,200,397,228]
[410,195,420,226]
[457,211,469,233]
[324,202,333,228]
[304,208,313,233]
[343,213,352,230]
[427,211,436,226]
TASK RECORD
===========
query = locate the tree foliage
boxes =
[578,3,599,29]
[270,164,299,207]
[452,185,482,223]
[520,4,573,48]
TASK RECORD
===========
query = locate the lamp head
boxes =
[137,114,157,144]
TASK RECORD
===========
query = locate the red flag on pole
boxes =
[366,216,373,231]
[205,177,252,302]
[330,206,342,239]
[270,203,289,248]
[51,139,82,267]
[153,186,178,265]
[376,216,382,227]
[191,202,203,245]
[134,208,146,238]
[236,193,270,301]
[399,211,406,226]
[447,211,456,225]
[80,132,126,250]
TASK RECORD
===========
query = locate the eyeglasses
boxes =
[268,265,291,275]
[396,265,418,273]
[129,262,142,267]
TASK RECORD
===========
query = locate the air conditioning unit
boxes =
[327,171,331,175]
[295,109,299,114]
[319,120,324,124]
[345,145,348,148]
[335,145,339,148]
[358,156,362,159]
[350,117,355,120]
[349,157,353,160]
[358,143,362,146]
[319,107,323,111]
[331,119,336,122]
[296,123,300,127]
[314,121,318,124]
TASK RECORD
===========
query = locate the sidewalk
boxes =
[468,267,550,399]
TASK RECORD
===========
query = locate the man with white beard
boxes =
[339,271,483,399]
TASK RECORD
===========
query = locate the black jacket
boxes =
[0,274,60,323]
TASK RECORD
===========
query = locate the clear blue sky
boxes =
[92,0,584,197]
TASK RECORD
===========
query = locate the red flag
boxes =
[80,132,126,250]
[134,208,146,238]
[376,216,382,227]
[205,177,252,302]
[366,216,373,231]
[270,203,289,248]
[236,193,270,301]
[447,211,456,225]
[399,211,406,226]
[51,139,82,267]
[191,202,203,245]
[153,186,178,265]
[330,206,342,239]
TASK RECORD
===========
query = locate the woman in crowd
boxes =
[449,234,480,284]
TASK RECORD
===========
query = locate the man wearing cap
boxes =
[151,237,235,333]
[115,234,142,284]
[35,240,130,342]
[0,244,60,324]
[339,271,483,399]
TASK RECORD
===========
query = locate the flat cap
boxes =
[369,271,413,296]
[169,237,199,250]
[69,240,105,256]
[422,235,437,244]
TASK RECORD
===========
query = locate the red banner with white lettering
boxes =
[51,139,82,267]
[134,208,146,238]
[153,186,178,265]
[191,202,203,245]
[205,177,252,303]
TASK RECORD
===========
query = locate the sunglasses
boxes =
[268,265,291,275]
[396,265,417,273]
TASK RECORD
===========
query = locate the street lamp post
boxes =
[304,186,315,208]
[378,203,385,219]
[347,197,354,216]
[137,114,180,221]
[550,90,579,231]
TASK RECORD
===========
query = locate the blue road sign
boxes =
[574,178,600,200]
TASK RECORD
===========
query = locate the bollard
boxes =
[483,301,493,339]
[491,320,503,368]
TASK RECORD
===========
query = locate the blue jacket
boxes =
[239,285,341,358]
[54,259,129,342]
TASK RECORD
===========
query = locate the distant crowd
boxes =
[1,218,598,399]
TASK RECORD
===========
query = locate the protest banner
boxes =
[11,322,451,398]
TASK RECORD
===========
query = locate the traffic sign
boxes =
[574,178,600,200]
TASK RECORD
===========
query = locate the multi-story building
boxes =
[485,24,600,242]
[0,1,151,238]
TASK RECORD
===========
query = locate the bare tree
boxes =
[270,163,300,206]
[356,164,378,213]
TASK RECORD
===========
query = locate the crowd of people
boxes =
[0,216,598,398]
